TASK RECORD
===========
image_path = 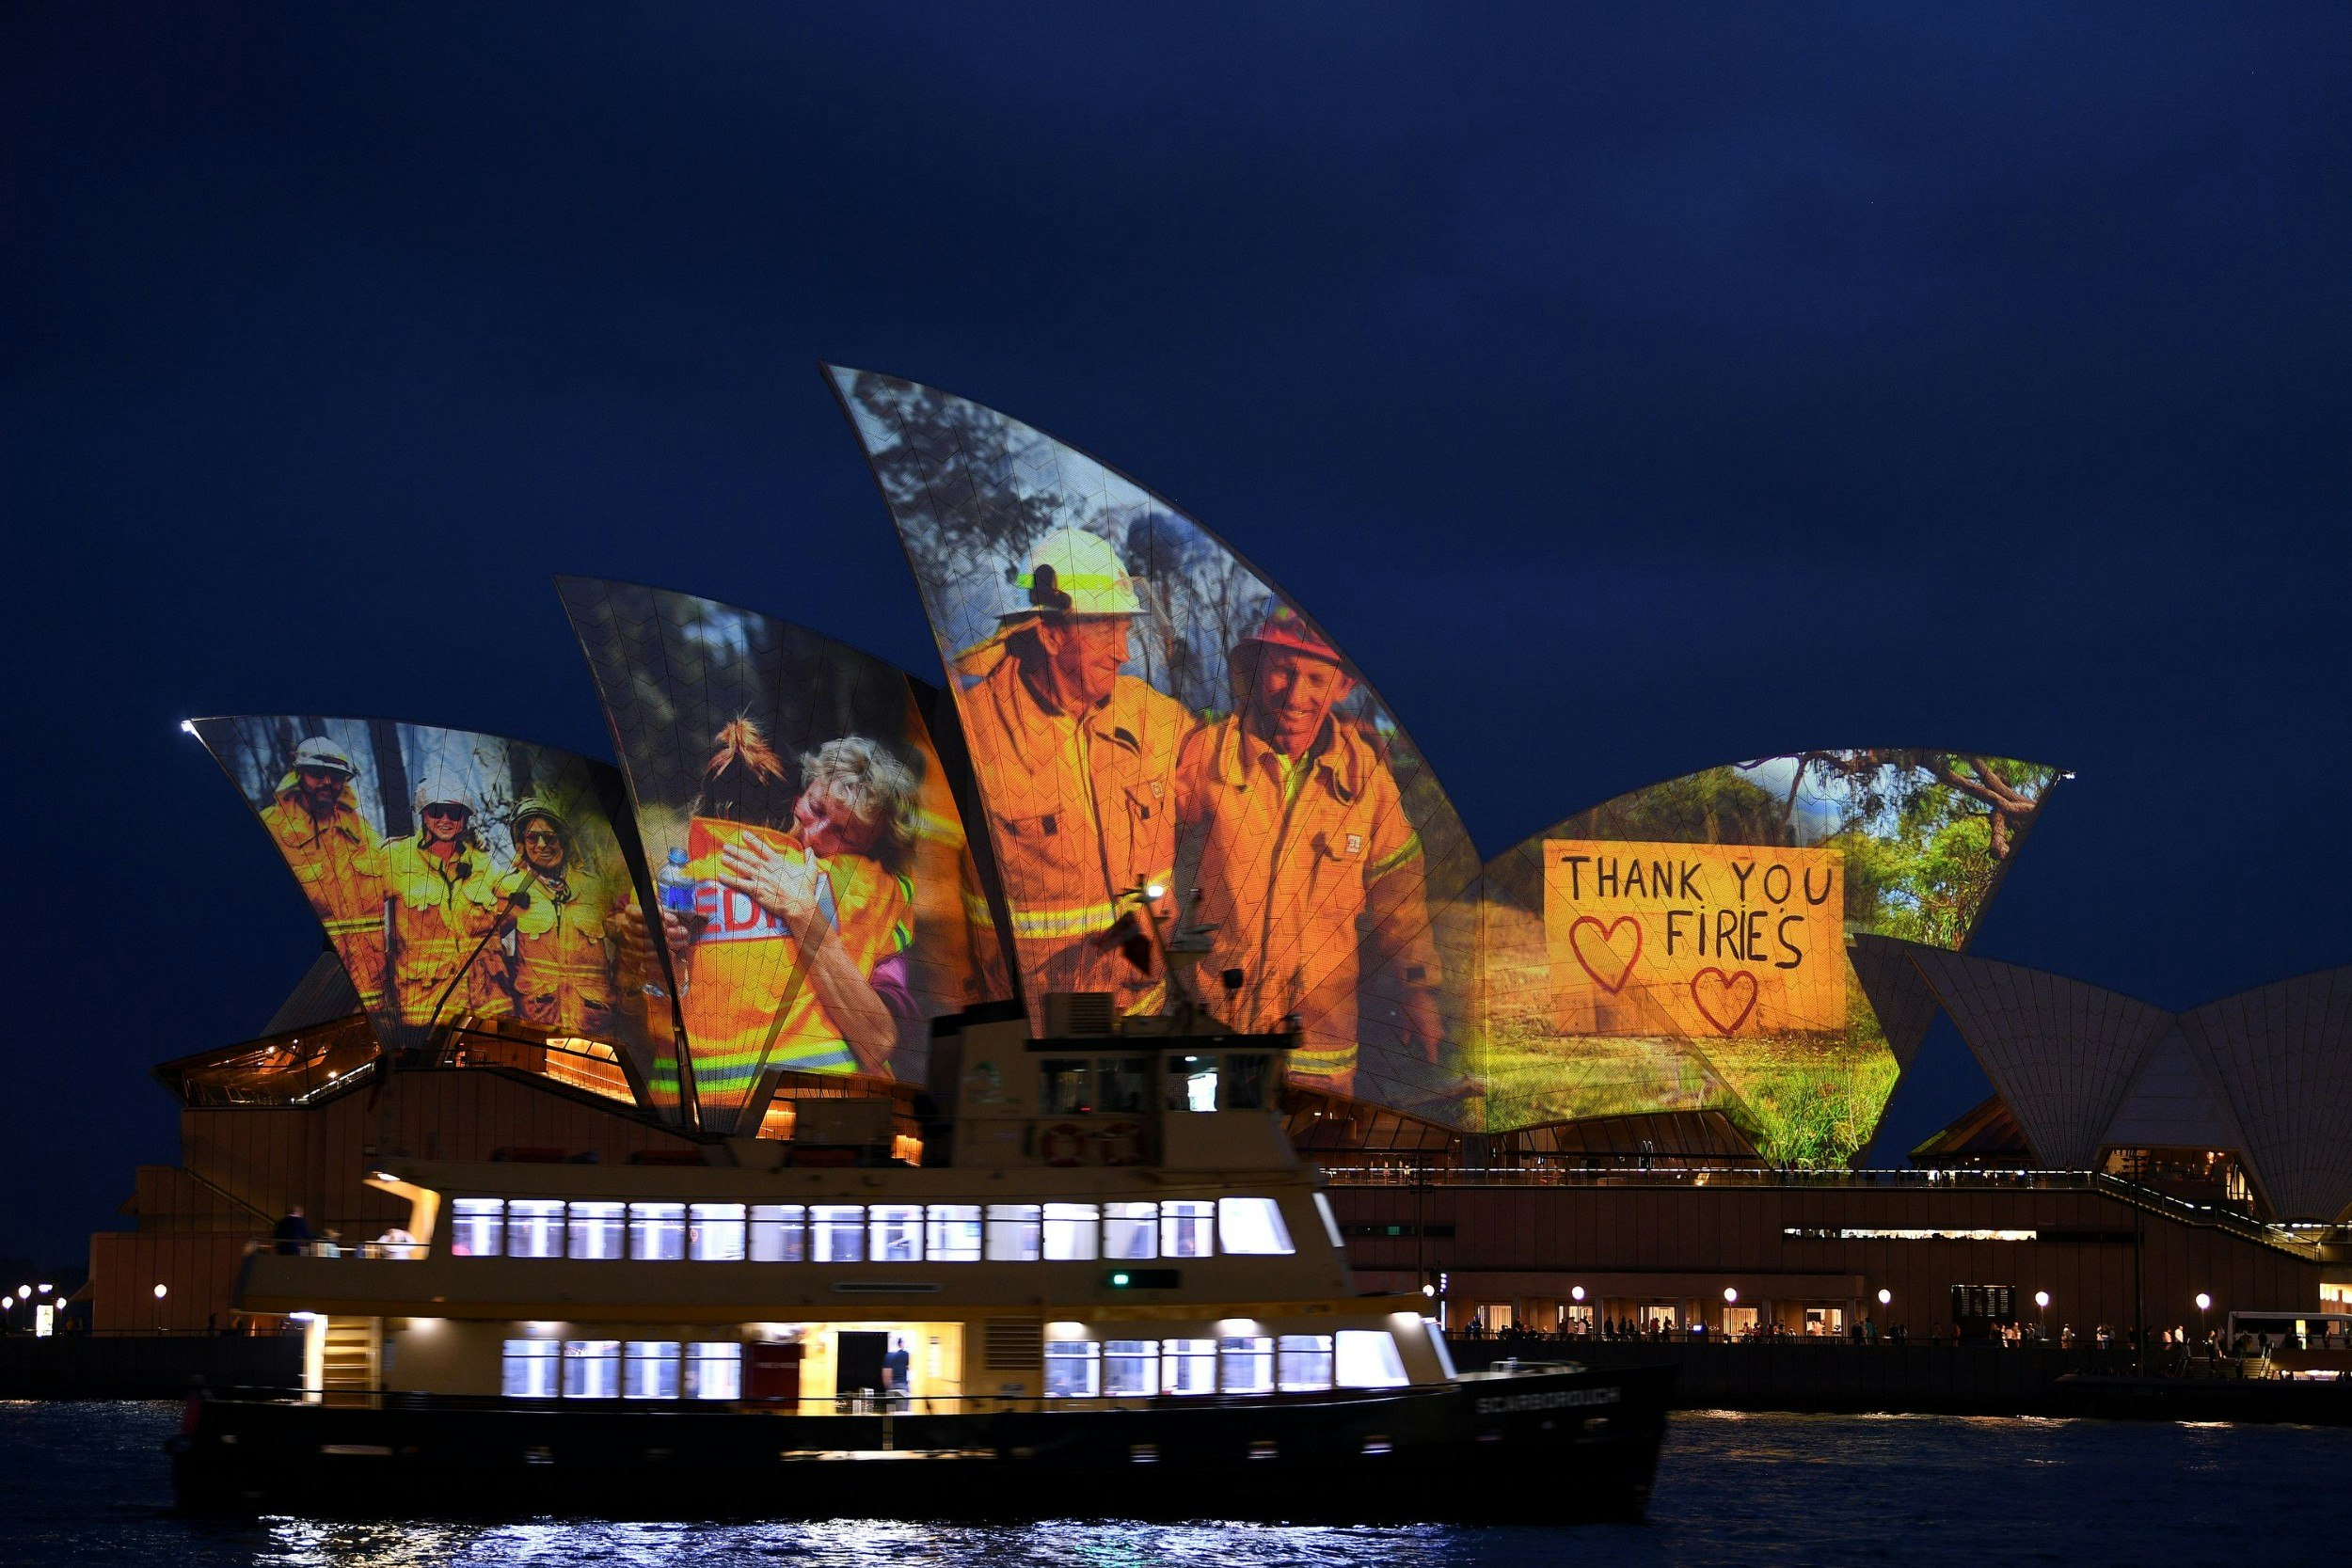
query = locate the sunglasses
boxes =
[422,803,470,821]
[521,830,563,846]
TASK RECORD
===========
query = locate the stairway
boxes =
[320,1317,380,1400]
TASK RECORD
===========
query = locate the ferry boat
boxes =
[172,997,1674,1522]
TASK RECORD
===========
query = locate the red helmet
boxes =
[1238,602,1340,663]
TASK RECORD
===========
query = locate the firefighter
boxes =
[1176,603,1442,1098]
[656,727,921,1106]
[496,800,621,1039]
[951,527,1194,1012]
[257,736,387,1010]
[381,773,516,1034]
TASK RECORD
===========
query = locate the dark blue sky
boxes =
[5,4,2347,1264]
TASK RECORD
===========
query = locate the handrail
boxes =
[188,1379,1526,1416]
[1319,1164,2318,1255]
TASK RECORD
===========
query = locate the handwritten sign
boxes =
[1542,840,1845,1037]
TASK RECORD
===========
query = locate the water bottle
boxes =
[643,847,695,999]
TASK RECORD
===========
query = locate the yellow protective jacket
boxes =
[676,817,913,1100]
[381,832,512,1028]
[955,650,1194,1013]
[260,778,387,1009]
[1175,713,1438,1085]
[496,866,620,1038]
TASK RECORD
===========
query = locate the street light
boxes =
[2034,1290,2050,1340]
[1877,1289,1891,1306]
[1570,1286,1585,1302]
[152,1282,167,1332]
[2196,1291,2212,1350]
[1724,1287,1739,1304]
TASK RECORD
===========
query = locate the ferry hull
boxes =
[171,1365,1674,1525]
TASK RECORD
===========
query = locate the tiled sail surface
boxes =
[190,715,672,1111]
[560,578,1011,1134]
[1848,933,1945,1072]
[1906,947,2174,1171]
[2177,968,2352,1220]
[2100,1023,2250,1155]
[1473,752,2060,1165]
[827,366,1482,1122]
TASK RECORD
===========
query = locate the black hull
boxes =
[171,1365,1675,1525]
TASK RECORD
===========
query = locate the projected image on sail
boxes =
[829,366,1481,1117]
[561,578,1011,1133]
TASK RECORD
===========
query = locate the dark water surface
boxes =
[0,1402,2323,1567]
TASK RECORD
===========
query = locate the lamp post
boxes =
[2196,1291,2212,1356]
[152,1282,168,1333]
[2035,1290,2050,1341]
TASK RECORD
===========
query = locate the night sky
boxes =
[6,5,2348,1267]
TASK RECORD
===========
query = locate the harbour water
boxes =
[2,1401,2329,1567]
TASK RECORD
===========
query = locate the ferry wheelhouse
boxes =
[173,999,1672,1522]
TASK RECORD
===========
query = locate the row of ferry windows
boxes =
[490,1334,1405,1401]
[1036,1053,1274,1116]
[1044,1333,1409,1398]
[446,1197,1294,1262]
[501,1339,740,1401]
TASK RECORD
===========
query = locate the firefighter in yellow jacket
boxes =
[495,800,621,1040]
[952,528,1194,1013]
[257,736,387,1010]
[1175,604,1441,1096]
[656,730,922,1109]
[381,774,517,1035]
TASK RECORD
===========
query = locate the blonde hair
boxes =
[799,736,921,865]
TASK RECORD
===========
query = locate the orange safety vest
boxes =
[955,652,1192,1012]
[1175,714,1437,1085]
[261,782,388,1009]
[676,817,913,1102]
[497,866,620,1038]
[382,832,512,1028]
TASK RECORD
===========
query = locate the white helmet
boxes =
[290,736,357,777]
[1004,527,1142,619]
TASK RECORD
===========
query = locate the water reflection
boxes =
[14,1403,2352,1568]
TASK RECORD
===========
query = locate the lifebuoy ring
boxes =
[1095,1119,1145,1166]
[1039,1122,1087,1166]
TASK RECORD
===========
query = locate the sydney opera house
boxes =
[94,367,2352,1343]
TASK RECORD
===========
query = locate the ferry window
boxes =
[1044,1339,1101,1398]
[1222,1053,1272,1110]
[449,1198,503,1257]
[1217,1197,1295,1256]
[1335,1330,1409,1388]
[625,1340,682,1399]
[1219,1335,1274,1394]
[501,1338,559,1398]
[1161,1199,1216,1259]
[869,1203,924,1262]
[1162,1338,1216,1396]
[506,1199,564,1259]
[749,1204,805,1262]
[1043,1202,1101,1261]
[1279,1334,1334,1390]
[1166,1055,1219,1113]
[926,1204,982,1262]
[690,1203,747,1261]
[986,1204,1042,1262]
[1098,1056,1152,1113]
[686,1341,741,1401]
[1104,1338,1158,1396]
[811,1204,866,1263]
[1040,1059,1092,1114]
[1104,1202,1157,1259]
[562,1338,622,1399]
[1311,1193,1345,1251]
[567,1200,626,1259]
[628,1202,687,1260]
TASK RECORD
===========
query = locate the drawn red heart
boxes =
[1690,968,1758,1036]
[1568,914,1642,993]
